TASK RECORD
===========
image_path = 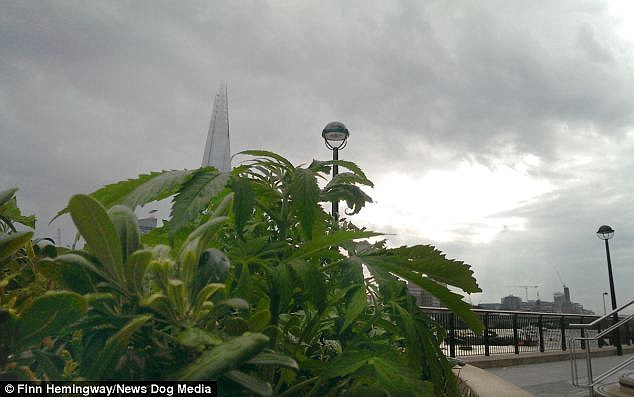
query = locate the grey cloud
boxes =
[2,0,634,312]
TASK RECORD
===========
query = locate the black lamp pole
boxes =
[332,146,339,218]
[322,121,350,220]
[596,225,622,356]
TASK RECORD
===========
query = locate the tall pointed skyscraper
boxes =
[202,82,231,172]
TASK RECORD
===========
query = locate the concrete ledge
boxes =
[462,345,634,369]
[455,364,535,397]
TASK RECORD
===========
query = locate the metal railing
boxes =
[420,306,634,358]
[569,299,634,397]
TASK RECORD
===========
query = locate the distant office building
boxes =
[478,286,593,314]
[138,217,157,235]
[407,282,441,307]
[501,295,522,310]
[202,82,231,172]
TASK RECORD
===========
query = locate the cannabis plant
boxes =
[4,150,482,396]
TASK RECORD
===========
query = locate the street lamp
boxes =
[322,121,350,219]
[596,225,621,355]
[602,292,608,315]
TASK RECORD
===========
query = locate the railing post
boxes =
[538,315,545,353]
[513,314,519,355]
[449,313,456,358]
[597,321,603,348]
[560,316,567,351]
[579,317,586,350]
[614,313,623,356]
[484,312,490,356]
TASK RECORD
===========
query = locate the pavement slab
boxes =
[487,353,634,397]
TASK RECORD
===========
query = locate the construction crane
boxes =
[556,270,567,288]
[508,285,540,301]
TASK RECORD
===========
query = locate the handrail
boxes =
[588,357,634,386]
[569,298,634,397]
[421,306,602,318]
[574,314,634,341]
[570,299,634,328]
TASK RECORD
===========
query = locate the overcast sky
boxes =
[2,0,634,314]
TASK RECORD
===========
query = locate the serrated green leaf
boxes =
[169,169,230,240]
[289,168,320,239]
[364,256,482,333]
[120,170,194,209]
[290,260,326,310]
[320,184,373,215]
[291,230,381,259]
[52,170,190,223]
[237,150,295,170]
[318,159,369,181]
[177,332,269,380]
[307,159,331,174]
[325,172,374,188]
[391,245,481,293]
[273,263,292,314]
[341,286,367,332]
[392,303,422,368]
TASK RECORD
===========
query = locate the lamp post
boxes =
[602,292,608,315]
[596,225,622,355]
[322,121,350,219]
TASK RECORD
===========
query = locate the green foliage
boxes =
[168,168,230,241]
[108,205,141,263]
[51,170,194,223]
[1,226,86,380]
[232,176,255,238]
[3,150,482,396]
[0,188,36,231]
[177,333,269,380]
[68,195,125,283]
[288,167,320,239]
[14,292,87,349]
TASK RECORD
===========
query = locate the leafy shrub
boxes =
[2,151,482,396]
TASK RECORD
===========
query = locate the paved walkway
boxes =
[487,353,634,396]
